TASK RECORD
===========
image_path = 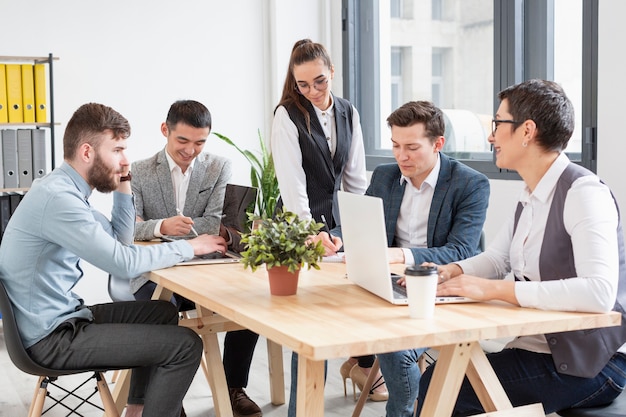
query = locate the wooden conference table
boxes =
[115,262,620,417]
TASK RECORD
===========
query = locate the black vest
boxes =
[514,163,626,378]
[283,94,353,228]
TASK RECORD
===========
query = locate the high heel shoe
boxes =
[340,358,357,396]
[349,365,389,402]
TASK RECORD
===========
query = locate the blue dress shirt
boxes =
[0,163,193,348]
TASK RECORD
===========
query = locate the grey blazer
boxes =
[128,149,231,293]
[131,149,232,241]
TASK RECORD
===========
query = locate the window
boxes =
[391,47,404,112]
[342,0,598,177]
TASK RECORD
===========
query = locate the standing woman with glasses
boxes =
[270,39,384,416]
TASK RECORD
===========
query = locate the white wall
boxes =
[1,0,623,303]
[0,0,338,303]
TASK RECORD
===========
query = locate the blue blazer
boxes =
[336,153,489,265]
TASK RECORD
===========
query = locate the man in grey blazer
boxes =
[131,100,263,417]
[331,101,490,417]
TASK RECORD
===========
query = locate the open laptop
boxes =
[161,236,241,265]
[337,191,474,305]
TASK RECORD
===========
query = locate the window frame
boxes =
[341,0,598,178]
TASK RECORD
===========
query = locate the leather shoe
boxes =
[229,387,262,417]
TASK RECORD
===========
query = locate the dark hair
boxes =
[63,103,131,159]
[386,100,445,142]
[498,79,574,152]
[276,39,333,133]
[165,100,212,131]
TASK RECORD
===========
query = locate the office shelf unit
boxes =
[0,53,58,192]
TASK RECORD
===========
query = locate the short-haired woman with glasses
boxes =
[417,79,626,415]
[270,39,382,416]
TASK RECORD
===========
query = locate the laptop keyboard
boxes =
[391,274,407,299]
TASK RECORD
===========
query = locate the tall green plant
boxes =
[213,130,280,219]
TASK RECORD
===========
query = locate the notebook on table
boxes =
[336,191,475,305]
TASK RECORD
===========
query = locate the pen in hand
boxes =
[320,214,331,234]
[176,208,199,237]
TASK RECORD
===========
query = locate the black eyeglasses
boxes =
[491,119,522,136]
[295,77,330,94]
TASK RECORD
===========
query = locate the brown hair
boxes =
[276,39,333,133]
[386,101,445,143]
[63,103,130,159]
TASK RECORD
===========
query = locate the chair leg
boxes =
[28,376,48,417]
[109,369,120,383]
[110,369,131,416]
[95,372,120,417]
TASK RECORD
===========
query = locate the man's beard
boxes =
[88,152,119,193]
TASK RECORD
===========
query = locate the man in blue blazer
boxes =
[332,100,490,417]
[130,100,263,417]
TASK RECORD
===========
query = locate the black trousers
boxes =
[135,281,260,388]
[28,300,203,417]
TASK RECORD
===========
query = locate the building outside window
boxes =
[343,0,596,177]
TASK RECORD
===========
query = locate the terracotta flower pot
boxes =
[267,265,300,296]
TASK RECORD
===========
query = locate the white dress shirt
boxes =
[396,154,441,264]
[152,150,196,237]
[458,153,623,353]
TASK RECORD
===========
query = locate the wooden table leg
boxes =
[267,339,285,405]
[465,342,512,412]
[296,356,325,417]
[420,342,473,417]
[421,341,544,417]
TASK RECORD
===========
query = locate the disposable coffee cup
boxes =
[404,265,438,319]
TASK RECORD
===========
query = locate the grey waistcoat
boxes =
[514,162,626,378]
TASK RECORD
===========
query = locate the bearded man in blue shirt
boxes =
[0,103,227,417]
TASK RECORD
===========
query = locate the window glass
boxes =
[379,0,494,159]
[554,0,583,159]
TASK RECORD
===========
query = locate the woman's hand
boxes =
[437,273,519,305]
[310,232,343,256]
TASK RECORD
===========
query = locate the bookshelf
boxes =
[0,54,58,240]
[0,53,58,191]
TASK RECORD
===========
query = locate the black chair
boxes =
[557,389,626,417]
[0,279,119,417]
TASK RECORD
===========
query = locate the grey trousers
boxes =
[27,300,203,417]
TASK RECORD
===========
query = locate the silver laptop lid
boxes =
[337,191,407,305]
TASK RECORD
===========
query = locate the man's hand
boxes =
[117,168,132,194]
[161,215,196,236]
[187,234,228,256]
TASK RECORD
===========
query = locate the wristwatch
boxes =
[120,171,132,182]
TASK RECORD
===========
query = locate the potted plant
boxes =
[213,130,280,225]
[240,210,326,295]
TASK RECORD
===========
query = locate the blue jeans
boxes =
[417,349,626,416]
[287,352,328,417]
[378,348,428,417]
